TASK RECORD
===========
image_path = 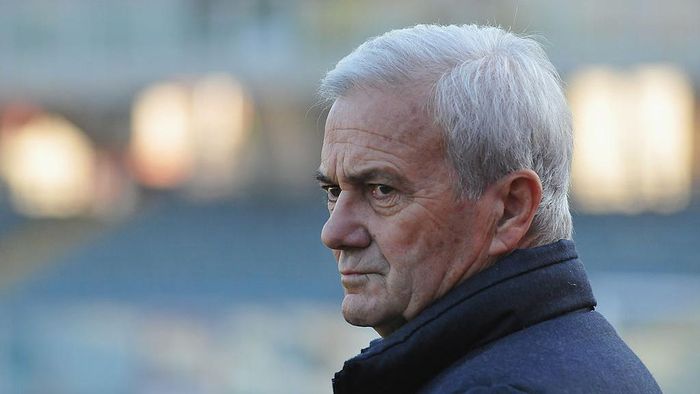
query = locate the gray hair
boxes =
[319,24,573,245]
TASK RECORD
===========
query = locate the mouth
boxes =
[339,271,374,289]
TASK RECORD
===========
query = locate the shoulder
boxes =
[421,384,527,394]
[421,310,661,394]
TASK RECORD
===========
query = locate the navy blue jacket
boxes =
[332,240,661,393]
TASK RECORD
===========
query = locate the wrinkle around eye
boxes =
[408,195,467,232]
[369,185,401,207]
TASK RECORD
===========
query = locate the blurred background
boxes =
[0,0,698,393]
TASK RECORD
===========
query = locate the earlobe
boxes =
[488,170,542,256]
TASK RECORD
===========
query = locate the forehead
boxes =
[321,88,445,174]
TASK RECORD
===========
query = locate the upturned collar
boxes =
[332,240,596,394]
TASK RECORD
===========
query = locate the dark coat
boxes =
[332,240,661,394]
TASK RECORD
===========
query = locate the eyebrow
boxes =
[315,168,403,186]
[315,170,332,184]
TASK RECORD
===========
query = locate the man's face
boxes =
[318,87,496,336]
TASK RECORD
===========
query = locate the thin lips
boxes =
[338,262,367,276]
[339,272,380,289]
[340,270,372,276]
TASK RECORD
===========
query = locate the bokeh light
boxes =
[130,82,195,189]
[129,75,252,197]
[569,65,694,213]
[0,114,96,217]
[188,74,252,199]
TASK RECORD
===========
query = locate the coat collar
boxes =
[333,240,596,393]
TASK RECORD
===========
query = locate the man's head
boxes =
[317,24,573,336]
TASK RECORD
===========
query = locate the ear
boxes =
[488,169,542,256]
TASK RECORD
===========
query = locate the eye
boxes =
[322,185,341,202]
[369,184,396,199]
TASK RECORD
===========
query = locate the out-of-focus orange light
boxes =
[568,65,694,214]
[130,82,195,188]
[0,115,96,217]
[634,67,694,212]
[129,75,252,196]
[188,74,251,199]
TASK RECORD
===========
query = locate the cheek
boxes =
[374,214,449,259]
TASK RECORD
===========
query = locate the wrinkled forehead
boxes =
[323,87,442,151]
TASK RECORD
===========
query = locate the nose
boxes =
[321,193,371,251]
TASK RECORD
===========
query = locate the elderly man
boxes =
[316,25,660,393]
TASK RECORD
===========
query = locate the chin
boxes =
[342,293,407,335]
[343,315,374,328]
[341,293,382,328]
